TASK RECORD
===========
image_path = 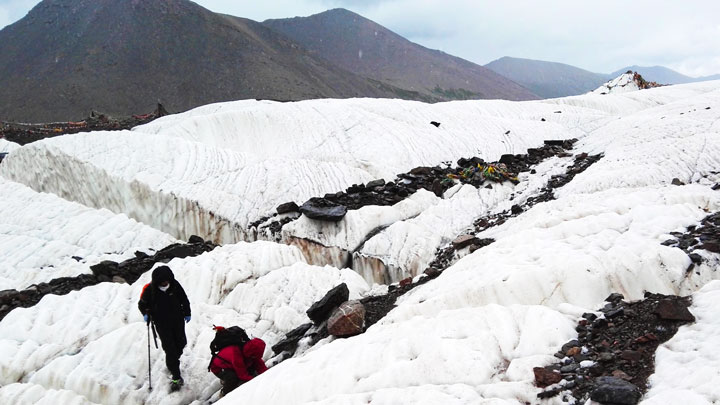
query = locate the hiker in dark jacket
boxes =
[138,265,191,389]
[209,337,268,396]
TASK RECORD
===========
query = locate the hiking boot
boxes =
[169,378,184,392]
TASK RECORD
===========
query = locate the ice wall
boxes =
[0,132,374,244]
[0,177,176,290]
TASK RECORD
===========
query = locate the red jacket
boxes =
[210,338,268,382]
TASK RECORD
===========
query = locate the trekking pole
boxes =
[147,320,153,392]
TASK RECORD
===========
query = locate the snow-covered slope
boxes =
[593,72,640,94]
[0,138,20,153]
[0,132,375,243]
[0,242,369,404]
[0,177,177,290]
[1,80,719,405]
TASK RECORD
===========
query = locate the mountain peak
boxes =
[0,0,397,121]
[264,11,538,101]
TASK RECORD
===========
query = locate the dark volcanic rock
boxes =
[366,179,386,189]
[89,260,118,278]
[590,377,641,405]
[277,201,300,214]
[306,283,349,325]
[300,198,348,221]
[155,243,197,261]
[271,323,313,355]
[535,293,695,404]
[187,235,205,244]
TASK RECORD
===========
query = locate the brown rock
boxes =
[700,242,720,253]
[399,277,412,287]
[620,350,641,363]
[654,299,695,322]
[452,234,479,249]
[533,367,562,388]
[634,333,658,344]
[566,347,581,356]
[327,300,366,337]
[611,370,633,381]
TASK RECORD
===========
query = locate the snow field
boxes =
[387,185,720,324]
[222,304,576,404]
[0,242,369,404]
[134,97,593,179]
[0,138,20,153]
[0,132,375,244]
[355,155,573,283]
[0,80,719,404]
[0,176,177,290]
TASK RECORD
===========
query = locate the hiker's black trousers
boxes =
[156,320,187,379]
[216,369,245,396]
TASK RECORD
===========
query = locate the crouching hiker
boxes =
[208,326,268,396]
[138,265,191,392]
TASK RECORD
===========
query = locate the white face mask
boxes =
[159,285,170,292]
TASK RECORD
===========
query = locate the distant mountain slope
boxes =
[263,9,538,102]
[0,0,401,122]
[610,65,720,84]
[485,56,610,98]
[610,65,697,84]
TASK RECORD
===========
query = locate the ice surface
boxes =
[0,132,375,244]
[0,242,368,404]
[0,138,20,153]
[0,177,177,290]
[1,80,720,404]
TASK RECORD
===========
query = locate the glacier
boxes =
[0,80,719,404]
[0,177,177,290]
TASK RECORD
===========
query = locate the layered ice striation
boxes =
[0,81,719,404]
[0,242,369,404]
[0,177,176,290]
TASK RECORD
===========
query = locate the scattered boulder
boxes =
[89,260,118,278]
[276,201,300,214]
[430,121,441,127]
[271,323,313,355]
[306,283,349,325]
[327,300,366,337]
[187,235,205,244]
[452,234,479,249]
[533,367,562,388]
[590,376,641,405]
[535,293,695,403]
[654,299,695,321]
[299,198,348,221]
[365,179,385,189]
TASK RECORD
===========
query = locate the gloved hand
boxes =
[184,316,191,323]
[143,314,149,323]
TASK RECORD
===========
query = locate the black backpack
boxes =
[208,325,251,372]
[210,325,250,354]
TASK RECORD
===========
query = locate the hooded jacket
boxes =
[138,266,191,325]
[209,338,268,382]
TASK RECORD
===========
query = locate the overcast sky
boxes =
[1,0,719,76]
